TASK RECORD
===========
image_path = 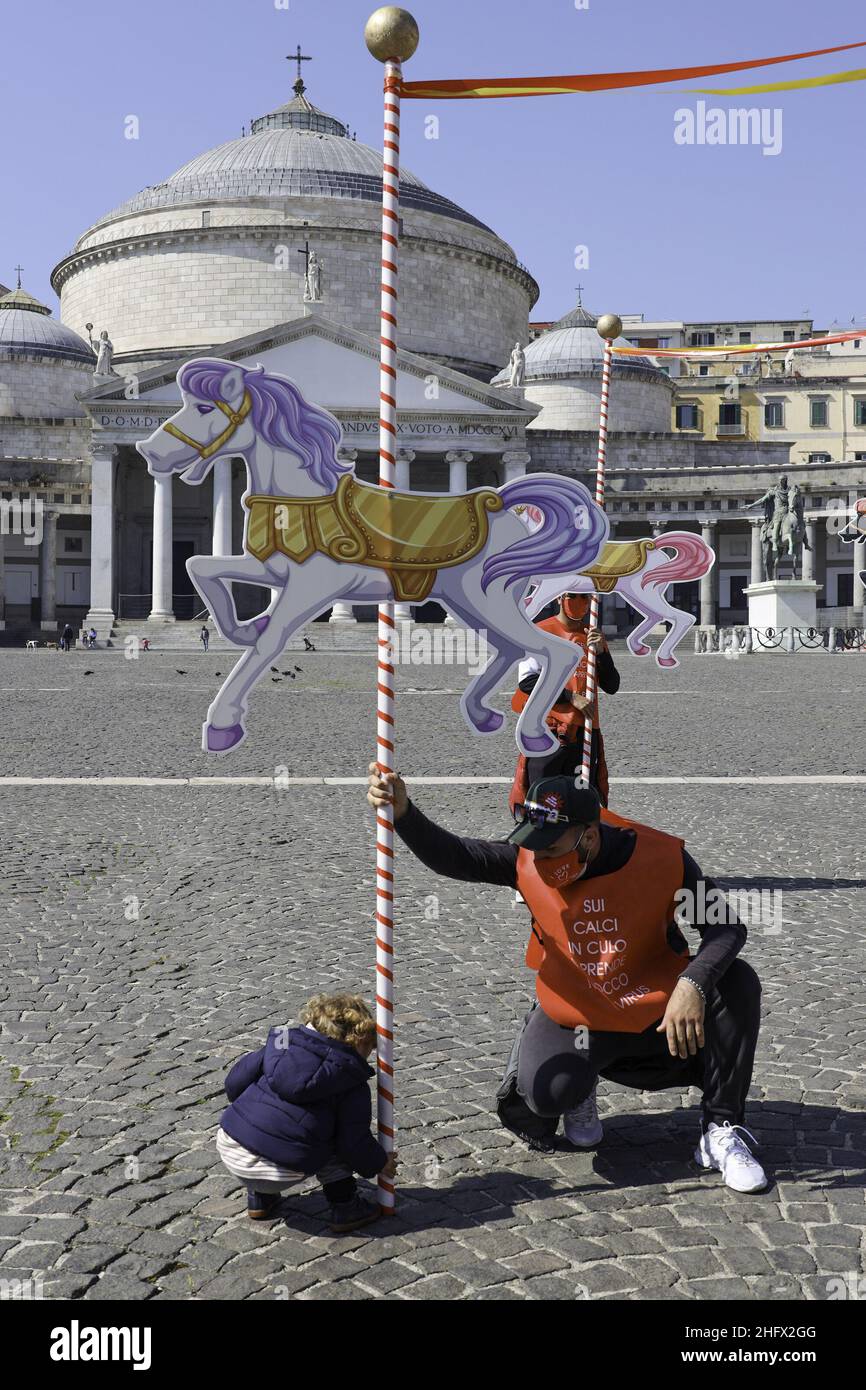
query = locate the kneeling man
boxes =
[367,766,767,1194]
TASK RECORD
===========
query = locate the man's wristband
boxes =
[680,976,706,1005]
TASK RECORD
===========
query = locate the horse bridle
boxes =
[163,392,253,461]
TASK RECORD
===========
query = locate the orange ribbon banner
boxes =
[399,39,866,99]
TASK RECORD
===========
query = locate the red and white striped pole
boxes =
[365,6,420,1215]
[579,314,622,788]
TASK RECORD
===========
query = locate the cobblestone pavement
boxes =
[0,646,864,1300]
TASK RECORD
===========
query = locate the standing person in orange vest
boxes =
[509,592,620,813]
[366,766,767,1195]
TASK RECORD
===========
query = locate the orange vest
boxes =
[516,808,687,1033]
[510,615,599,734]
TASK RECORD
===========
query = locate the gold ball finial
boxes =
[365,7,420,63]
[596,313,623,342]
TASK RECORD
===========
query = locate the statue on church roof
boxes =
[305,250,323,303]
[508,341,525,388]
[86,325,117,378]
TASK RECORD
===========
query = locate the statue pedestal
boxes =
[746,580,821,651]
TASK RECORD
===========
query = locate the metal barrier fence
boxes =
[695,626,866,654]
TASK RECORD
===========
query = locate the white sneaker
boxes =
[564,1086,603,1148]
[695,1121,768,1193]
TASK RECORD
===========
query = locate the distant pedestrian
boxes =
[61,623,74,652]
[303,634,316,652]
[217,992,397,1230]
[200,624,210,652]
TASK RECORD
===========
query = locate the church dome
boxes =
[493,300,673,434]
[51,75,538,379]
[0,276,95,421]
[492,303,660,384]
[100,91,491,234]
[0,283,94,365]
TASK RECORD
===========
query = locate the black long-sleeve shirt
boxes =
[394,800,745,996]
[518,647,621,703]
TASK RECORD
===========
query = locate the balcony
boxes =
[716,421,747,437]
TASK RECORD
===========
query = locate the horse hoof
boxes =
[473,710,504,734]
[658,656,678,668]
[629,641,651,657]
[203,722,245,753]
[522,733,557,754]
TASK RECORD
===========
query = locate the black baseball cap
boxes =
[507,777,601,850]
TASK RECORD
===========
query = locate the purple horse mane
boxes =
[177,359,350,490]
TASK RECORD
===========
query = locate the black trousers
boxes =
[526,729,607,807]
[516,959,761,1131]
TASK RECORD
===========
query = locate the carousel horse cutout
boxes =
[136,359,611,756]
[514,504,715,668]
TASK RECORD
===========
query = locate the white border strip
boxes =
[0,776,864,787]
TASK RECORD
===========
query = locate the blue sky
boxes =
[1,0,863,328]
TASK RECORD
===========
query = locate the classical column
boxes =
[39,510,58,630]
[446,451,473,494]
[0,527,5,630]
[854,535,866,615]
[443,453,471,627]
[148,473,175,622]
[602,518,618,631]
[212,457,233,557]
[85,443,117,636]
[700,520,717,627]
[395,449,414,493]
[803,519,817,582]
[330,449,359,624]
[442,454,474,625]
[393,451,415,624]
[502,449,531,485]
[749,518,763,585]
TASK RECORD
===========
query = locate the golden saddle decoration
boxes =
[244,474,504,603]
[580,538,656,593]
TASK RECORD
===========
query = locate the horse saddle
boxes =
[580,538,656,592]
[244,474,504,603]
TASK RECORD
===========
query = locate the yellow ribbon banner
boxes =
[687,65,866,95]
[400,39,866,100]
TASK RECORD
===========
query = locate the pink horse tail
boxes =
[640,532,715,590]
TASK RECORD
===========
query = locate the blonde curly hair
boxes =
[300,992,376,1051]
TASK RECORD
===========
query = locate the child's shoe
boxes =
[327,1194,381,1233]
[247,1188,283,1220]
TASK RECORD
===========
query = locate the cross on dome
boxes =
[287,45,313,97]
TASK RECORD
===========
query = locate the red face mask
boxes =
[533,827,591,887]
[561,594,590,623]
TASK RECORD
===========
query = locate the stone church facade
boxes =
[1,73,863,639]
